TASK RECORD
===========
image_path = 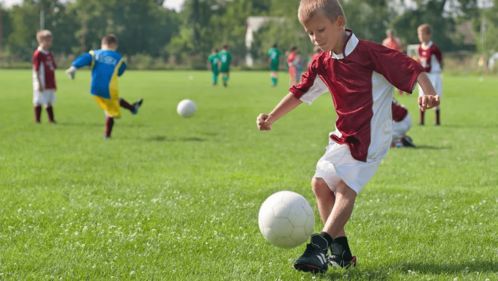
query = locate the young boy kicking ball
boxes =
[257,0,439,273]
[66,34,143,139]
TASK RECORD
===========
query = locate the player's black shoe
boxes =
[328,254,357,269]
[401,136,416,147]
[294,234,329,274]
[131,99,144,115]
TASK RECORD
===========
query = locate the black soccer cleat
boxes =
[401,136,416,148]
[328,254,357,269]
[131,99,144,115]
[294,234,329,274]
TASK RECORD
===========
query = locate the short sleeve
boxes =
[32,51,41,71]
[368,43,424,94]
[289,56,328,104]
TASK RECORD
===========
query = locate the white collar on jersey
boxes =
[421,41,433,50]
[331,29,359,60]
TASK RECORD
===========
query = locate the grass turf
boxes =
[0,70,496,280]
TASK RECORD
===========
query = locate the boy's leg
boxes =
[294,178,351,273]
[419,109,425,125]
[105,115,114,139]
[271,71,278,87]
[212,72,218,86]
[435,107,441,126]
[322,180,356,268]
[222,72,229,87]
[119,98,134,111]
[120,98,143,114]
[46,104,55,123]
[34,105,42,123]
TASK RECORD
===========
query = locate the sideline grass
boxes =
[0,70,496,280]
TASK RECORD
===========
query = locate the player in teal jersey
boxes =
[218,45,232,87]
[207,49,220,86]
[268,44,281,87]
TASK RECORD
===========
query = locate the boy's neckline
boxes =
[330,29,358,60]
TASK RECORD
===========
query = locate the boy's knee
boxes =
[311,177,330,196]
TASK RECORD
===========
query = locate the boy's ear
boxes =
[336,16,346,28]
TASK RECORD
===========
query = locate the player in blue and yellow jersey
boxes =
[207,49,220,86]
[65,34,143,139]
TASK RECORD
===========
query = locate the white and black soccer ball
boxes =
[177,99,197,118]
[258,191,314,248]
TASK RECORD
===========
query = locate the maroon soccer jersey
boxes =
[32,48,57,90]
[392,101,408,122]
[418,42,442,73]
[290,30,423,162]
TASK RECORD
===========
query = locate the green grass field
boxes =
[0,69,496,280]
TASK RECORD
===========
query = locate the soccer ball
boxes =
[258,191,314,248]
[177,99,196,117]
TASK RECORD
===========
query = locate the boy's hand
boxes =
[418,95,440,111]
[257,114,272,131]
[65,66,76,80]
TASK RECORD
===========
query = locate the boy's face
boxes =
[418,29,431,44]
[40,36,53,49]
[302,11,345,52]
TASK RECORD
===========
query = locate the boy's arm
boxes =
[66,52,93,79]
[257,93,302,131]
[118,61,127,77]
[32,52,44,91]
[417,72,440,111]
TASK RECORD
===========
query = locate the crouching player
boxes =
[392,100,415,148]
[257,0,439,274]
[66,34,143,139]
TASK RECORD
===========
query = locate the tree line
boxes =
[0,0,496,69]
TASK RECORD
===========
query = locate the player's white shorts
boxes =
[33,90,56,106]
[313,139,382,194]
[418,73,442,97]
[392,113,412,142]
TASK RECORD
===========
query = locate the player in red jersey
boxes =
[32,30,57,124]
[257,0,439,274]
[417,24,443,126]
[391,100,415,148]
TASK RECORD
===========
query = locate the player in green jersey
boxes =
[218,45,232,87]
[268,44,281,87]
[208,49,220,86]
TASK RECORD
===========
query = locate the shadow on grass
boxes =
[317,260,497,280]
[319,268,389,280]
[400,261,497,274]
[415,144,452,150]
[56,122,102,127]
[146,135,206,142]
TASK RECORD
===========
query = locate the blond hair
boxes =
[36,30,52,43]
[418,24,432,35]
[298,0,346,23]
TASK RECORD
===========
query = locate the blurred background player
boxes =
[207,49,220,86]
[382,29,405,95]
[218,45,232,87]
[287,46,300,86]
[32,30,57,124]
[65,34,143,139]
[417,23,443,126]
[382,29,403,52]
[391,100,415,148]
[268,43,281,87]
